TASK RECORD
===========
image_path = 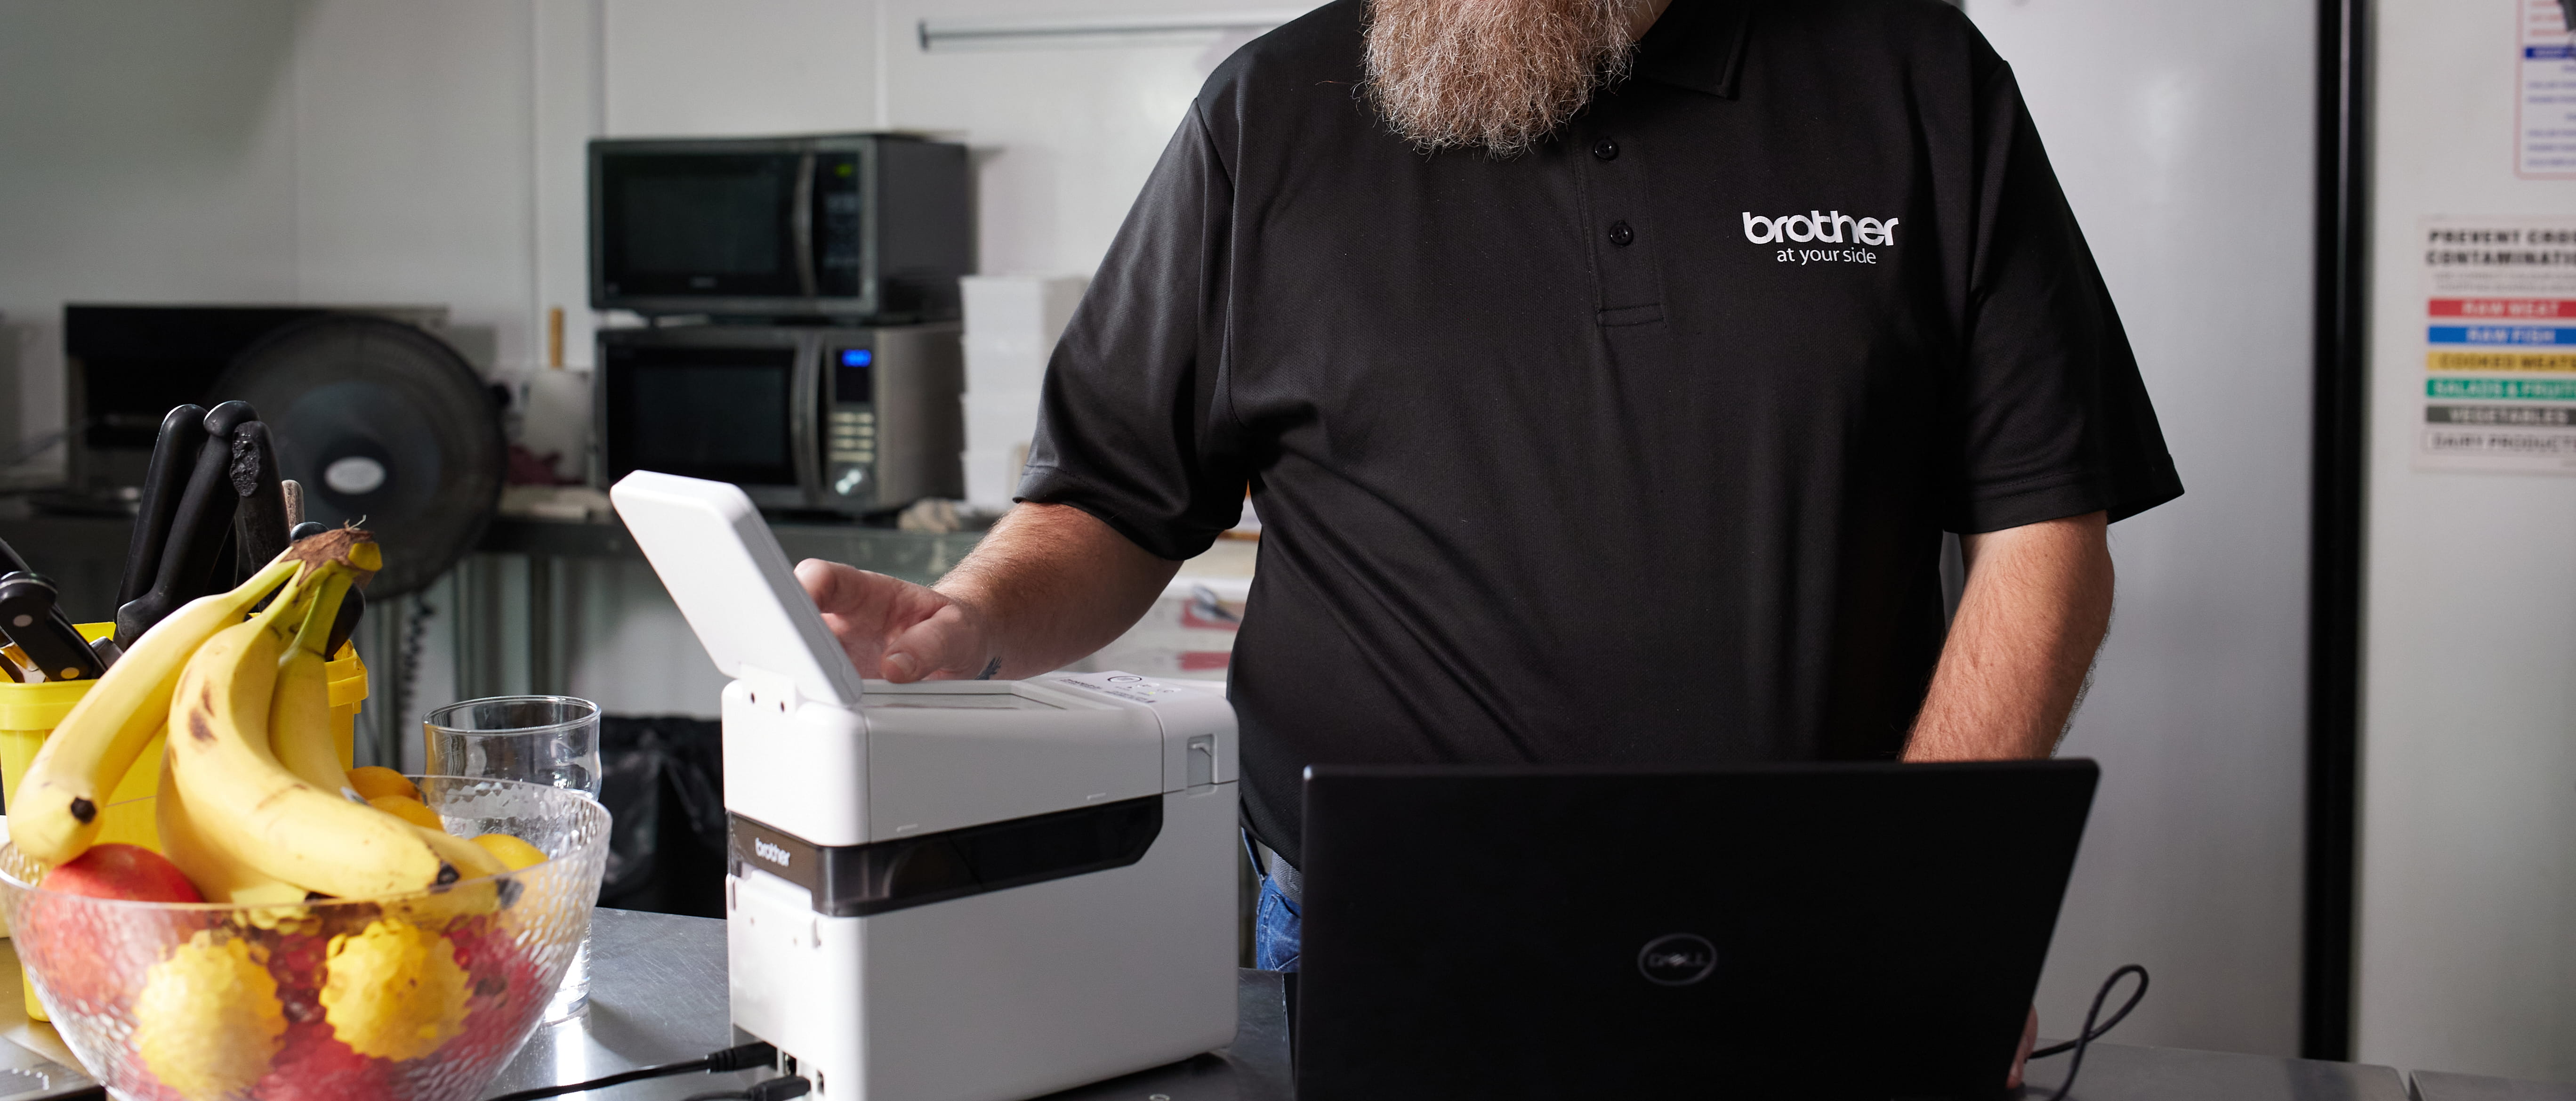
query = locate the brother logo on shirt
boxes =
[755,838,792,867]
[1743,210,1898,266]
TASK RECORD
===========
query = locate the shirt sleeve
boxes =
[1944,55,2184,533]
[1015,100,1248,560]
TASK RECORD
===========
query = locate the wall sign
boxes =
[2519,0,2576,177]
[2416,216,2576,472]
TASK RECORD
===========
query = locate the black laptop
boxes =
[1294,760,2099,1101]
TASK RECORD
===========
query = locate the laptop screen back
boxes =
[1295,760,2098,1101]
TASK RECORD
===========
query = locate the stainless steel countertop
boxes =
[0,907,2461,1101]
[496,909,2415,1101]
[2411,1070,2576,1101]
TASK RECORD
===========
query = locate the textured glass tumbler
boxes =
[425,696,603,1024]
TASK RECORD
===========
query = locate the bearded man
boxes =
[798,0,2178,1076]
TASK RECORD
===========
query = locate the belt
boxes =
[1250,835,1303,906]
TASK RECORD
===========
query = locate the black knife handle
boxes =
[0,574,103,681]
[115,403,257,646]
[117,404,208,610]
[325,586,365,659]
[231,421,291,579]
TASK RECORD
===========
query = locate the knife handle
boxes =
[231,421,291,579]
[325,586,365,659]
[116,409,252,646]
[0,573,103,681]
[118,404,208,610]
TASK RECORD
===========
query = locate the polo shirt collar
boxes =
[1634,0,1750,99]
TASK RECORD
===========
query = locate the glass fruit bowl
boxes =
[0,776,610,1101]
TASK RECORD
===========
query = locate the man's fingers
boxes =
[797,559,883,617]
[884,605,991,683]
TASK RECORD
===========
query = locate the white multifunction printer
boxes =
[608,471,1241,1101]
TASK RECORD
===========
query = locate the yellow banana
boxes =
[167,564,482,899]
[8,556,302,864]
[269,570,354,794]
[154,748,305,906]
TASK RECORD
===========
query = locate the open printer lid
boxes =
[609,470,866,707]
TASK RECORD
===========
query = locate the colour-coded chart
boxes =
[2428,324,2576,344]
[2427,297,2576,316]
[2418,216,2576,472]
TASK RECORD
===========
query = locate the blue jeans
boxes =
[1255,871,1302,971]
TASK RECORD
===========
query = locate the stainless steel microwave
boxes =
[597,324,963,515]
[588,134,971,321]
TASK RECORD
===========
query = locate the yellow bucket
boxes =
[0,623,368,1020]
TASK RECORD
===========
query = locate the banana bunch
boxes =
[8,528,505,900]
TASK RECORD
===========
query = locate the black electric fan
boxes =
[209,315,504,597]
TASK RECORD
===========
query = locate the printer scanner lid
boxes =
[609,471,866,708]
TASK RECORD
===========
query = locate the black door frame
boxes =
[2303,0,2370,1063]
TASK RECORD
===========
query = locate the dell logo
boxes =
[755,838,792,867]
[1637,933,1717,986]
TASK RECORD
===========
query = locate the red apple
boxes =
[40,844,203,903]
[19,845,206,1015]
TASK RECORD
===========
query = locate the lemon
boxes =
[369,794,445,831]
[320,919,471,1061]
[134,930,286,1101]
[346,766,419,802]
[471,833,547,871]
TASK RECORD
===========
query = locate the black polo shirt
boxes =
[1020,0,2182,865]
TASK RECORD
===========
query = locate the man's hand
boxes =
[795,502,1181,683]
[1905,511,2114,761]
[796,561,997,681]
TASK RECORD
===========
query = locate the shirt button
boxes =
[1592,138,1619,161]
[1608,221,1634,246]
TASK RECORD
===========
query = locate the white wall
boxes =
[0,0,1296,721]
[1972,0,2316,1056]
[2357,0,2576,1081]
[0,1,305,460]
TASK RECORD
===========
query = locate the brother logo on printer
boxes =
[1636,933,1718,986]
[755,838,792,867]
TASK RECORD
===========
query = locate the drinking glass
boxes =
[424,695,603,1024]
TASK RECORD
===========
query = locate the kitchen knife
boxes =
[0,535,100,664]
[0,573,105,681]
[325,586,364,659]
[115,401,258,646]
[116,404,207,611]
[231,421,291,579]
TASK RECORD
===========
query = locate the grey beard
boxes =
[1360,0,1638,157]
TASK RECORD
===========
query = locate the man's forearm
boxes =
[937,502,1182,679]
[1903,512,2114,761]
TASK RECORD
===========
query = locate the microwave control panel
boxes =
[826,345,877,502]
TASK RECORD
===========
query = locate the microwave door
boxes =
[603,342,805,508]
[597,151,805,306]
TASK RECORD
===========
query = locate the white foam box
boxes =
[963,274,1089,392]
[963,445,1032,512]
[963,273,1089,342]
[964,335,1052,395]
[964,389,1043,456]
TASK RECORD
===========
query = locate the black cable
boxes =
[2026,964,2149,1101]
[684,1078,810,1101]
[480,1041,775,1101]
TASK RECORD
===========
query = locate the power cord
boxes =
[480,1041,783,1101]
[2025,964,2149,1101]
[681,1081,811,1101]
